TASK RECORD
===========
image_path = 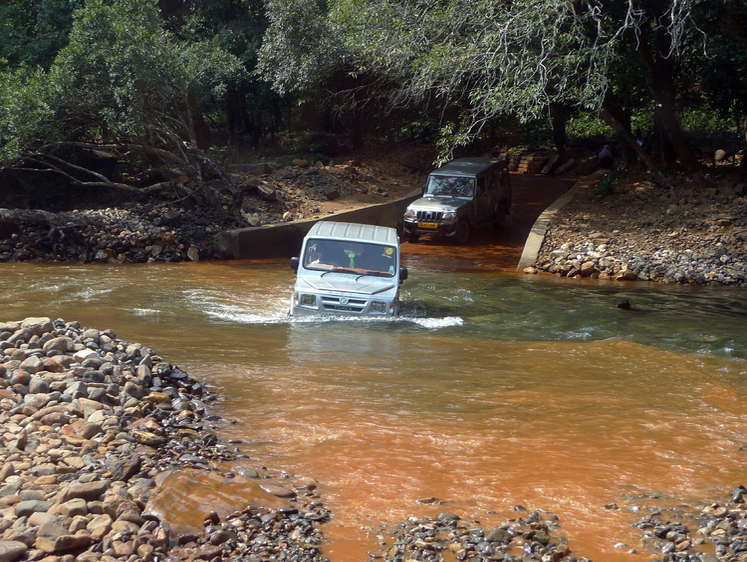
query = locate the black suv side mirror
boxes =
[400,267,408,282]
[290,257,299,272]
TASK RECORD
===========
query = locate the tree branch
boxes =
[13,154,173,196]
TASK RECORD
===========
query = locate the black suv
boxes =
[403,157,511,244]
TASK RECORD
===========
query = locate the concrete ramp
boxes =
[217,191,421,259]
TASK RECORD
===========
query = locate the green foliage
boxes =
[391,117,438,143]
[0,65,58,164]
[678,108,731,134]
[256,0,343,95]
[678,107,742,152]
[327,0,617,141]
[256,0,746,166]
[160,0,278,146]
[1,0,745,170]
[567,114,615,142]
[0,0,244,165]
[688,0,747,125]
[596,174,612,198]
[51,0,242,139]
[0,0,82,69]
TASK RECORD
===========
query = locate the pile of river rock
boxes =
[0,316,331,562]
[0,203,243,264]
[625,485,747,562]
[370,510,578,562]
[371,489,747,562]
[529,170,747,286]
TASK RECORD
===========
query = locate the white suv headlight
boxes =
[299,294,317,307]
[370,301,387,313]
[404,208,417,219]
[442,211,456,222]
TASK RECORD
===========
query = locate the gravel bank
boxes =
[0,204,242,263]
[526,170,747,286]
[0,317,330,562]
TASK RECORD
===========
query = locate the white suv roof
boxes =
[307,221,399,245]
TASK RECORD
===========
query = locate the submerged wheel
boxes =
[453,219,470,244]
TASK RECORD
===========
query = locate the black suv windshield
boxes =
[425,175,475,197]
[303,239,397,277]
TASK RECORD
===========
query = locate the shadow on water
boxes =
[399,271,747,360]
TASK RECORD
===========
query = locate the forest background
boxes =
[0,0,746,220]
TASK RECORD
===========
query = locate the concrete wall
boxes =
[516,170,606,269]
[217,191,422,259]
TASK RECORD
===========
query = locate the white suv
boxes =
[290,221,408,317]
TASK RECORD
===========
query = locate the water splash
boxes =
[408,316,464,329]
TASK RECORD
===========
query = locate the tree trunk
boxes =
[226,85,252,140]
[636,1,701,173]
[193,112,211,150]
[348,85,367,150]
[600,93,634,163]
[549,102,569,161]
[653,110,677,166]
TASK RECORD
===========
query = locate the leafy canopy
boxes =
[0,0,243,167]
[0,0,82,70]
[256,0,344,96]
[0,65,59,163]
[257,0,738,163]
[52,0,242,141]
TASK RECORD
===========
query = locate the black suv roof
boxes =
[430,157,507,178]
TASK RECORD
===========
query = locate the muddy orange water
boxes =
[3,257,747,562]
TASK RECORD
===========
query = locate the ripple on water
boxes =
[131,308,162,316]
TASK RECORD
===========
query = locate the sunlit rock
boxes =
[145,469,285,536]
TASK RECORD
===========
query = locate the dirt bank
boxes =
[526,167,747,286]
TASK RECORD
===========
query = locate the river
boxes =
[2,256,746,562]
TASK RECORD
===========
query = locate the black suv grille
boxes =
[416,210,443,221]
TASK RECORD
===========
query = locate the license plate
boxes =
[418,222,438,229]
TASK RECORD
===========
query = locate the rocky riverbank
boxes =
[526,169,747,286]
[0,148,430,264]
[3,316,747,562]
[0,316,331,562]
[367,489,747,562]
[0,205,239,264]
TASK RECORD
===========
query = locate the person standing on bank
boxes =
[598,145,614,169]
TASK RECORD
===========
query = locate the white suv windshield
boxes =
[303,239,397,277]
[426,175,475,197]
